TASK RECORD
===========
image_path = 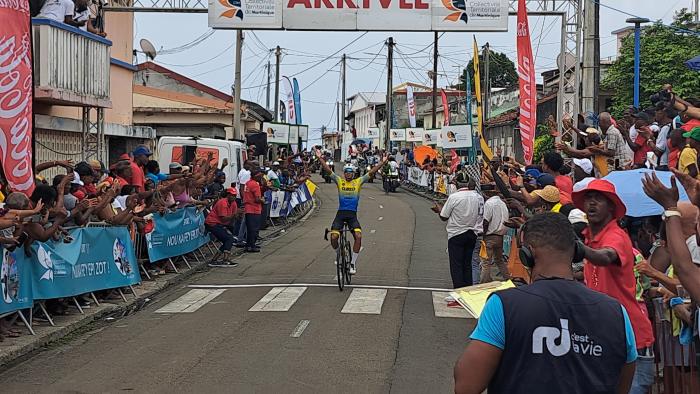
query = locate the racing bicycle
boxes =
[325,226,352,291]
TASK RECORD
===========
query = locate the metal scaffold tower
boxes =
[82,107,105,162]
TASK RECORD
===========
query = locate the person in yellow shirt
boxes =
[680,127,700,179]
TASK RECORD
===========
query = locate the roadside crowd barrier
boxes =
[265,180,316,220]
[405,166,455,197]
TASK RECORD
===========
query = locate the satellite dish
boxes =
[556,53,576,72]
[140,39,157,61]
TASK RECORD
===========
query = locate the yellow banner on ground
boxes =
[472,37,494,161]
[305,180,317,196]
[450,280,515,318]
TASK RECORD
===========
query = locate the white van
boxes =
[156,137,247,188]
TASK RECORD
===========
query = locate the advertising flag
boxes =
[293,78,302,125]
[406,85,417,128]
[282,76,296,125]
[472,37,493,161]
[441,89,450,126]
[0,2,35,195]
[516,0,537,164]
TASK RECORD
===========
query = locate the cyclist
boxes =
[315,148,388,274]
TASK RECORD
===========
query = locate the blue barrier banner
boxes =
[29,227,141,300]
[0,248,33,314]
[145,207,209,261]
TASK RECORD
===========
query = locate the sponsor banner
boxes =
[408,167,423,184]
[516,0,536,164]
[435,174,447,194]
[289,124,299,144]
[390,128,406,142]
[0,1,35,195]
[293,78,302,124]
[265,182,315,218]
[0,248,33,314]
[407,85,417,128]
[422,129,440,145]
[268,190,288,218]
[263,122,291,144]
[406,127,424,142]
[442,125,473,149]
[441,89,450,126]
[30,227,141,300]
[145,207,210,262]
[209,0,508,31]
[282,77,296,125]
[367,127,380,139]
[298,125,309,141]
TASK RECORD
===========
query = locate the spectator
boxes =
[622,112,654,168]
[205,188,240,267]
[667,128,684,170]
[144,160,168,188]
[480,188,510,283]
[454,213,637,394]
[73,0,106,36]
[652,107,677,171]
[679,127,700,178]
[267,161,281,189]
[243,168,264,253]
[572,158,593,182]
[431,177,484,289]
[37,0,85,28]
[127,146,151,193]
[204,170,226,199]
[573,179,655,393]
[542,151,573,204]
[594,112,632,172]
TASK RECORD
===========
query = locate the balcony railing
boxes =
[32,18,112,108]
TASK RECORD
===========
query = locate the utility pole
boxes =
[385,37,394,151]
[336,101,340,132]
[274,45,281,121]
[233,30,243,140]
[483,42,490,123]
[341,54,347,134]
[581,0,599,112]
[265,60,271,112]
[431,31,439,129]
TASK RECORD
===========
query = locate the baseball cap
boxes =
[682,126,700,142]
[524,168,541,179]
[169,163,182,170]
[585,127,600,135]
[573,158,593,175]
[132,146,153,157]
[224,187,237,196]
[272,161,280,166]
[536,173,556,187]
[568,208,588,225]
[71,171,84,186]
[632,112,652,123]
[531,185,561,203]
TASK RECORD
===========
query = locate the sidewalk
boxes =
[0,199,318,368]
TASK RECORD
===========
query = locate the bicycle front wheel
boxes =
[336,235,345,291]
[344,238,352,285]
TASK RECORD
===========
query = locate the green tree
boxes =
[454,50,518,91]
[602,9,700,115]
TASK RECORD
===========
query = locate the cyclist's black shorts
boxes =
[330,210,361,234]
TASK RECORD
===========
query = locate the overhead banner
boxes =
[209,0,509,31]
[422,130,439,145]
[442,125,473,148]
[406,85,417,128]
[298,125,309,141]
[145,207,210,262]
[367,128,380,139]
[263,122,291,144]
[516,0,536,165]
[406,127,424,142]
[390,128,406,142]
[0,1,35,196]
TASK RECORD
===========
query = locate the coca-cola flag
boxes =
[0,2,35,195]
[516,0,536,165]
[440,89,450,127]
[406,85,416,128]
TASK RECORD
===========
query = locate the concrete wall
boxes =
[134,70,223,101]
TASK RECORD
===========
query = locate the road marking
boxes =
[432,291,470,319]
[370,229,376,234]
[249,286,307,312]
[290,320,310,338]
[190,283,453,292]
[378,216,384,221]
[341,288,387,314]
[379,205,384,209]
[155,289,225,313]
[367,196,376,200]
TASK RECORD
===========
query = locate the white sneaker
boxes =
[349,265,357,275]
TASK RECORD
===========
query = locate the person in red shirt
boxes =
[542,151,573,205]
[129,146,152,193]
[622,112,654,168]
[572,179,655,394]
[205,187,241,266]
[243,169,265,253]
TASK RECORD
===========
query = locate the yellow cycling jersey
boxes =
[333,173,369,211]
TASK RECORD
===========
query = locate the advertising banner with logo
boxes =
[406,128,424,142]
[441,125,473,148]
[390,128,406,142]
[289,124,299,144]
[265,181,315,218]
[263,122,291,144]
[408,167,423,185]
[367,128,380,139]
[441,89,450,126]
[406,85,417,128]
[268,190,289,218]
[422,129,439,145]
[293,78,303,124]
[209,0,508,31]
[282,77,296,125]
[0,1,35,196]
[516,0,536,165]
[0,248,33,314]
[145,207,210,262]
[298,125,309,141]
[29,227,141,300]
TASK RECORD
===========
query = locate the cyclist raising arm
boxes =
[315,148,388,274]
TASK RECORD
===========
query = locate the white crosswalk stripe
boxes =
[249,286,307,312]
[341,288,387,315]
[155,289,226,313]
[431,291,470,319]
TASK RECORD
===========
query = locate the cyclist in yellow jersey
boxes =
[316,149,388,274]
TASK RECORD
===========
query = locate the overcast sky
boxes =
[133,0,696,143]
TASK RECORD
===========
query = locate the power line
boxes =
[158,42,236,67]
[158,30,216,55]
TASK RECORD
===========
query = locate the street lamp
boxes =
[626,17,650,108]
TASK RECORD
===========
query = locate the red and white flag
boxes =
[406,85,417,128]
[440,89,450,127]
[0,3,35,195]
[516,0,536,165]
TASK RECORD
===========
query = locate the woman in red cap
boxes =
[205,188,242,267]
[572,179,655,394]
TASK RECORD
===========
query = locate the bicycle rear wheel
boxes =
[336,233,345,291]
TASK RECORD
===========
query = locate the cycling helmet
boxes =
[343,164,355,173]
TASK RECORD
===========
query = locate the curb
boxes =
[0,198,319,369]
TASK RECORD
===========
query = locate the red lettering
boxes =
[414,0,428,9]
[362,0,369,7]
[379,0,391,8]
[315,0,334,7]
[287,0,311,7]
[399,0,412,8]
[337,0,357,7]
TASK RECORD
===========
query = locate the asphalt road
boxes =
[0,176,476,393]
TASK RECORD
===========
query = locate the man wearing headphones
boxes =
[454,213,637,394]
